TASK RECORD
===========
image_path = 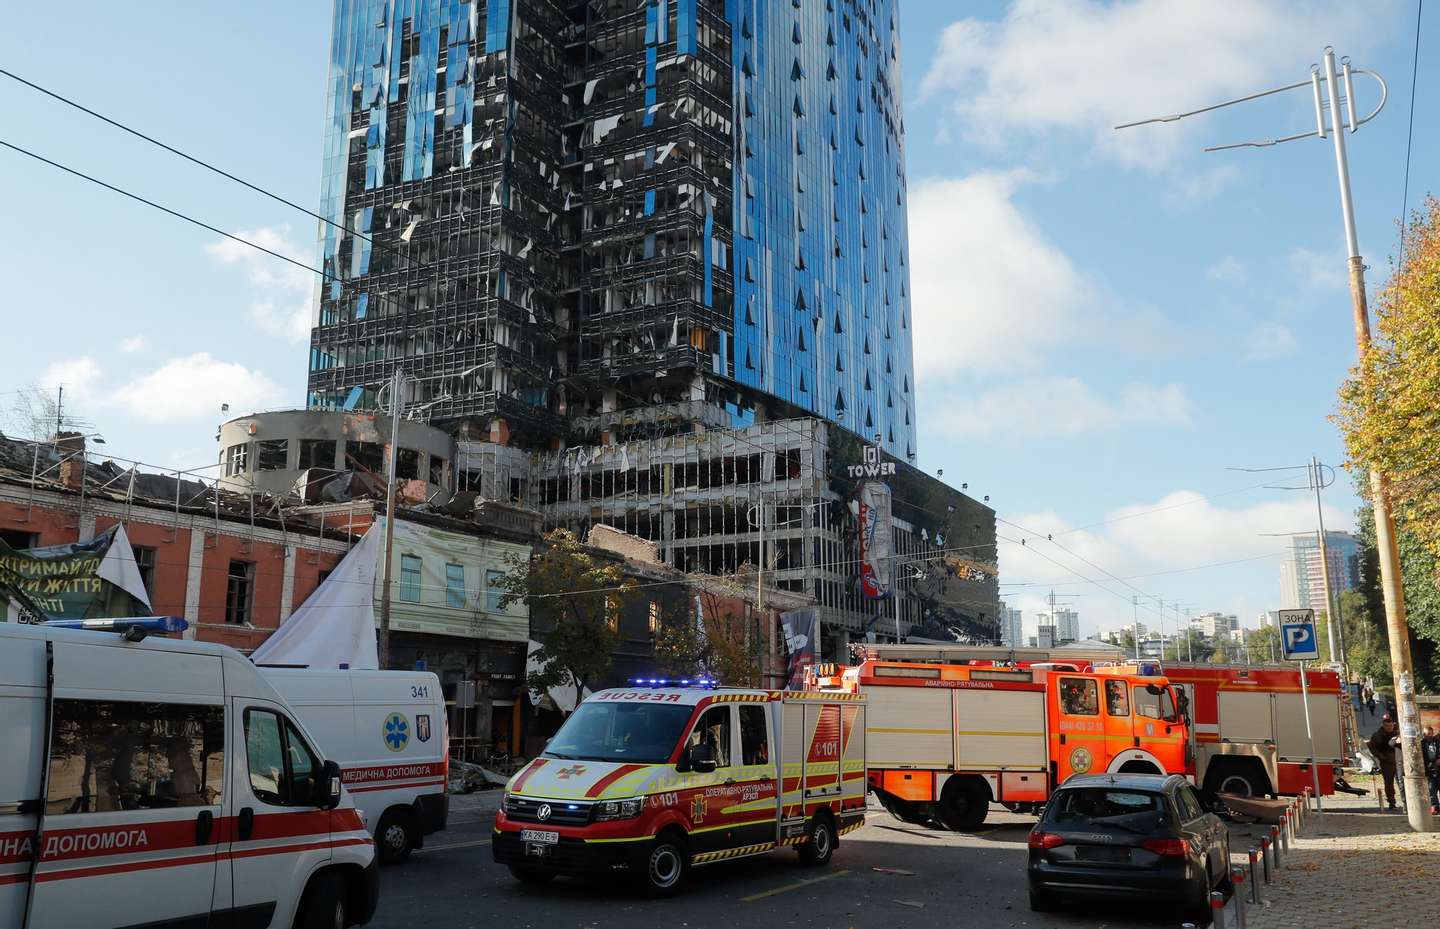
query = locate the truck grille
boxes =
[505,795,594,826]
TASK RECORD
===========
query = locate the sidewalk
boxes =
[1246,785,1440,929]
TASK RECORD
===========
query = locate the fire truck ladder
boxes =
[855,643,1137,666]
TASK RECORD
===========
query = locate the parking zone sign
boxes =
[1279,608,1319,661]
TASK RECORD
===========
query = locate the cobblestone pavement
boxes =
[1241,786,1440,929]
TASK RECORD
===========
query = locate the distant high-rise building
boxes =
[1280,532,1361,614]
[1190,611,1239,640]
[999,604,1023,647]
[1036,625,1056,649]
[1053,608,1080,644]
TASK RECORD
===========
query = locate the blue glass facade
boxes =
[727,0,916,459]
[308,0,916,459]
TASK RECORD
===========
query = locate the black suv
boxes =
[1027,773,1230,923]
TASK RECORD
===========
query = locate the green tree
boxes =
[652,591,766,687]
[1337,197,1440,558]
[1163,629,1209,663]
[1349,504,1440,691]
[499,529,639,708]
[1246,625,1280,664]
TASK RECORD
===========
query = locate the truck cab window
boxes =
[1104,680,1130,716]
[1059,677,1099,716]
[687,705,732,768]
[245,709,323,806]
[1133,685,1178,722]
[739,705,769,765]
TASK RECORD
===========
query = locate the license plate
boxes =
[520,829,559,845]
[1075,846,1129,862]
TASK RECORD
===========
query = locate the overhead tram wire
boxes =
[1399,0,1424,259]
[998,548,1292,589]
[0,67,439,280]
[0,137,420,326]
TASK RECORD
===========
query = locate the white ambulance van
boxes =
[0,618,377,929]
[493,680,866,895]
[260,668,449,863]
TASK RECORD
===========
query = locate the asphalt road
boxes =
[370,795,1255,929]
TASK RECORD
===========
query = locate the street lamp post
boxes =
[1118,49,1431,831]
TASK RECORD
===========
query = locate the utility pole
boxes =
[1310,457,1345,667]
[377,367,404,671]
[1118,48,1430,831]
[1179,605,1190,662]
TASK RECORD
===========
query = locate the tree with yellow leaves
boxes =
[1338,197,1440,555]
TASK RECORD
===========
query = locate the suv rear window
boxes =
[1046,788,1169,832]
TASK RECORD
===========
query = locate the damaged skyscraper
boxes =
[306,0,999,653]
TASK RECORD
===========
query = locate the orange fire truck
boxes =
[1161,663,1348,799]
[812,645,1190,829]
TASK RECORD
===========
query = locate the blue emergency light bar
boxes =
[629,677,718,689]
[1133,661,1162,677]
[44,616,189,637]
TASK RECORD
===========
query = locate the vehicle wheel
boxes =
[798,816,836,866]
[641,833,689,897]
[295,871,347,929]
[508,864,555,886]
[937,777,988,831]
[1028,888,1055,912]
[376,810,416,864]
[1212,765,1265,799]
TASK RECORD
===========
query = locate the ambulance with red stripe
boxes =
[0,618,377,929]
[261,668,449,864]
[493,681,866,895]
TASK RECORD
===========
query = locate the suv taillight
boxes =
[1141,837,1190,856]
[1028,832,1065,850]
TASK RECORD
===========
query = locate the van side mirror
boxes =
[679,742,717,774]
[318,760,343,810]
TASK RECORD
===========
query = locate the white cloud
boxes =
[998,492,1352,630]
[109,353,283,422]
[1242,321,1298,361]
[205,224,315,343]
[1289,246,1348,290]
[921,0,1378,168]
[39,357,103,403]
[1205,256,1247,284]
[909,172,1091,379]
[119,336,146,353]
[1164,165,1243,206]
[931,377,1190,439]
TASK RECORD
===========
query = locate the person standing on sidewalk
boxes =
[1368,715,1401,810]
[1422,724,1440,815]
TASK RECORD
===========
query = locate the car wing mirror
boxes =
[685,742,718,774]
[319,760,343,810]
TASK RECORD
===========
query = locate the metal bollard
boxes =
[1231,866,1248,929]
[1261,835,1274,883]
[1270,825,1283,869]
[1210,891,1228,929]
[1248,847,1264,904]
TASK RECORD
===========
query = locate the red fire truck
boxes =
[811,645,1190,829]
[1162,663,1348,799]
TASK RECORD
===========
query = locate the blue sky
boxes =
[1,1,1435,640]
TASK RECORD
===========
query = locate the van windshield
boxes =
[1133,685,1178,722]
[545,701,694,764]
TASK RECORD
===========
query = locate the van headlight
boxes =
[594,797,645,821]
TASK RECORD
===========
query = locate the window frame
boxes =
[1059,676,1100,716]
[243,707,324,808]
[224,443,249,477]
[686,704,733,769]
[132,544,157,600]
[484,569,506,612]
[255,438,289,472]
[225,559,255,625]
[739,704,769,766]
[444,562,467,609]
[46,698,225,814]
[1104,679,1131,717]
[399,554,422,602]
[297,438,335,471]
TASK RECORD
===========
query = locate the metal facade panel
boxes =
[954,689,1047,770]
[1217,691,1275,743]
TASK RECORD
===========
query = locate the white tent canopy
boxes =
[251,528,379,669]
